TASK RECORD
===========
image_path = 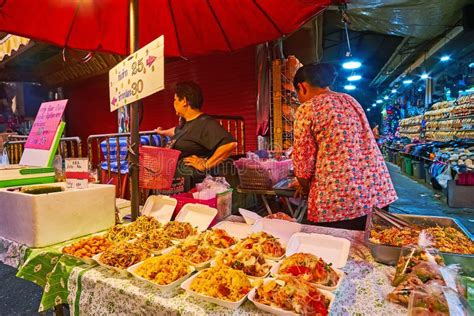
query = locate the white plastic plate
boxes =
[248,278,335,315]
[180,270,250,310]
[127,261,195,291]
[251,219,302,245]
[270,261,345,291]
[286,233,350,269]
[175,203,217,232]
[92,253,132,277]
[213,221,252,240]
[60,248,96,265]
[239,208,262,225]
[141,195,177,224]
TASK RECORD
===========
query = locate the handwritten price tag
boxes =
[65,158,89,188]
[109,35,164,111]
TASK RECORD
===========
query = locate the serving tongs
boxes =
[373,207,419,230]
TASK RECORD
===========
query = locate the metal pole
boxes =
[129,0,141,221]
[425,77,433,107]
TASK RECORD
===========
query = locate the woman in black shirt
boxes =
[155,81,237,173]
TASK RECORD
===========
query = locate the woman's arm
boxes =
[155,126,176,137]
[183,142,237,171]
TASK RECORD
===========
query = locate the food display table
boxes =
[1,216,408,315]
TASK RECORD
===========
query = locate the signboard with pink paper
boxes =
[25,100,67,150]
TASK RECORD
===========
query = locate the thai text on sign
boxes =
[109,35,165,111]
[25,100,67,150]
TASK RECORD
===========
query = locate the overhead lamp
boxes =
[421,73,429,79]
[440,55,450,62]
[372,103,376,107]
[384,96,389,100]
[469,62,474,68]
[342,60,362,70]
[347,74,362,81]
[367,108,371,112]
[344,84,356,90]
[403,79,413,85]
[376,99,383,104]
[391,89,397,93]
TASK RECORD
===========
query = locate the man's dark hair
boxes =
[293,63,338,90]
[175,81,204,110]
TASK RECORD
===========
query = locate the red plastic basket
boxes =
[139,146,180,190]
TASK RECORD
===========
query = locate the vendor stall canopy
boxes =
[0,0,334,57]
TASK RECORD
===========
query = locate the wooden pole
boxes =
[129,0,141,221]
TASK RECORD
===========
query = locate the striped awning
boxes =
[0,34,30,62]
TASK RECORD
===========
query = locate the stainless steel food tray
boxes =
[364,213,474,276]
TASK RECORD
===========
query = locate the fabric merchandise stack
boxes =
[399,115,423,139]
[425,97,474,141]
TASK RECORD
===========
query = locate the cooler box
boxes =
[0,183,115,247]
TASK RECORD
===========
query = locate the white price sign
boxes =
[109,35,165,111]
[67,179,88,190]
[65,158,88,172]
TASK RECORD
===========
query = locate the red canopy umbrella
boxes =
[0,0,332,57]
[0,0,334,219]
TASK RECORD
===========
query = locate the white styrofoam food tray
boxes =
[270,261,345,291]
[180,271,250,309]
[286,233,350,268]
[251,218,302,245]
[127,261,195,291]
[92,253,132,277]
[141,195,177,224]
[175,203,217,232]
[248,278,335,316]
[239,208,262,225]
[212,221,252,240]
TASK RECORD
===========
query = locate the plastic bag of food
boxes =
[392,245,445,287]
[408,285,472,316]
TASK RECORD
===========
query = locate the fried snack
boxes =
[162,221,197,240]
[170,236,216,265]
[135,254,190,285]
[254,276,331,315]
[278,253,340,287]
[204,228,237,249]
[104,225,136,243]
[215,248,270,278]
[63,236,111,259]
[99,242,151,269]
[190,265,252,302]
[132,230,173,253]
[128,216,162,233]
[236,232,285,258]
[265,212,296,222]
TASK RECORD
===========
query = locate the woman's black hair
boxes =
[175,81,204,110]
[293,63,338,90]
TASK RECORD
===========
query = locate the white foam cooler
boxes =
[0,183,115,247]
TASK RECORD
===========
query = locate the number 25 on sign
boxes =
[109,35,164,111]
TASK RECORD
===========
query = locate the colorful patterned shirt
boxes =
[292,92,397,223]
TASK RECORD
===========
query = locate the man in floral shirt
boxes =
[292,63,397,230]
